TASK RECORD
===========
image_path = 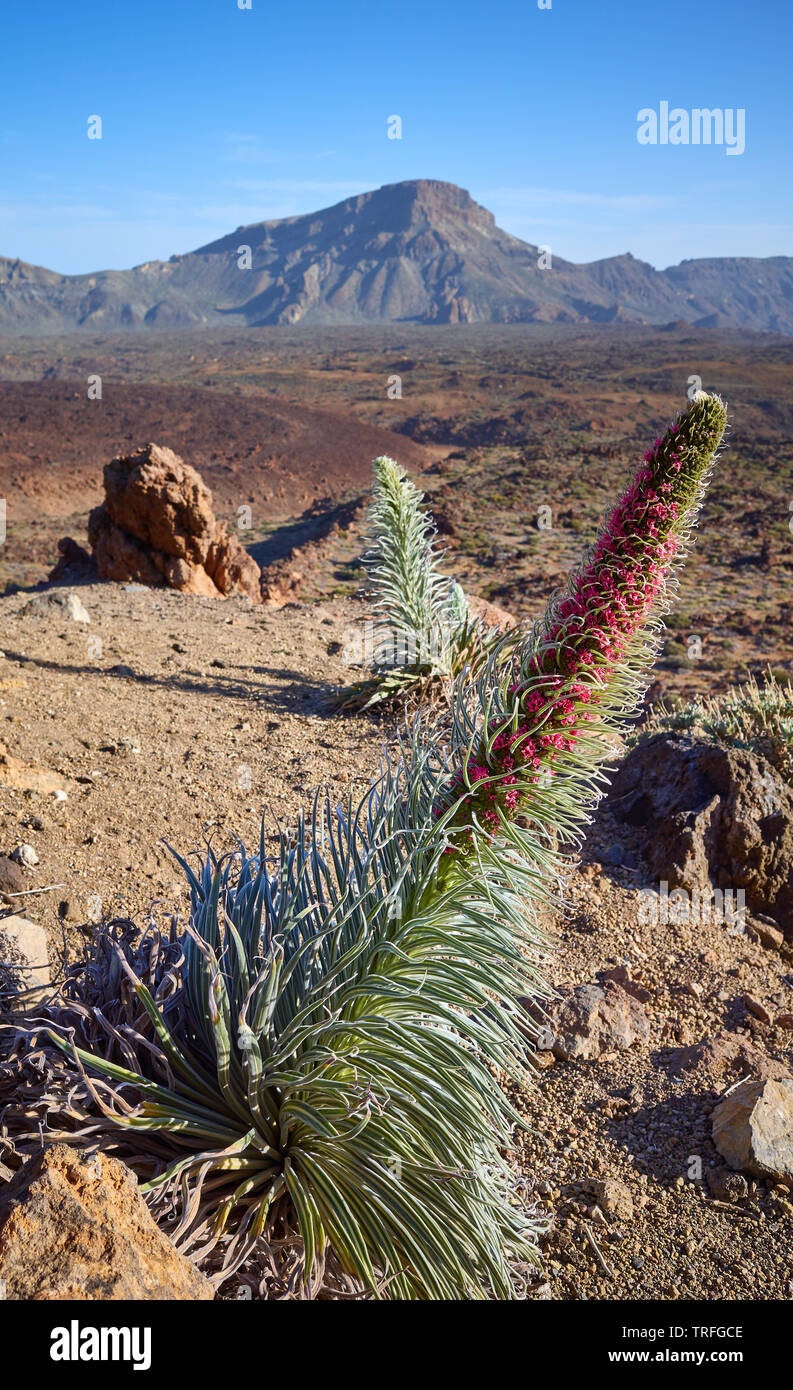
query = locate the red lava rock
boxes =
[743,993,773,1024]
[608,734,793,932]
[86,443,262,603]
[551,979,651,1061]
[665,1029,790,1083]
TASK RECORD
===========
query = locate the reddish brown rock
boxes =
[582,1176,634,1220]
[596,963,653,1003]
[665,1030,790,1083]
[551,979,651,1061]
[754,918,785,951]
[466,593,515,632]
[0,1144,213,1300]
[743,993,772,1025]
[87,443,262,602]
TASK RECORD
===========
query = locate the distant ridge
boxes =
[1,179,792,335]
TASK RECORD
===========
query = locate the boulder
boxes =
[0,1145,214,1300]
[551,979,651,1061]
[711,1078,793,1182]
[86,443,262,603]
[608,734,793,932]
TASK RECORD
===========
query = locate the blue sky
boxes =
[1,0,790,274]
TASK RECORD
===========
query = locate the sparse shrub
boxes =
[3,394,727,1298]
[633,668,793,785]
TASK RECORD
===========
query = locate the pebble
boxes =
[743,994,772,1025]
[9,843,39,868]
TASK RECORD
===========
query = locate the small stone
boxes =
[755,920,785,951]
[534,1052,556,1070]
[596,964,652,1002]
[63,592,91,623]
[9,844,39,868]
[705,1165,749,1203]
[777,1014,793,1031]
[0,855,26,896]
[743,994,772,1025]
[52,788,68,802]
[582,1176,634,1220]
[115,737,142,756]
[23,590,90,623]
[712,1078,793,1182]
[552,980,651,1061]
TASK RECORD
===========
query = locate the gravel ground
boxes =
[1,578,791,1300]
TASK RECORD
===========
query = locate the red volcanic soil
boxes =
[0,380,435,525]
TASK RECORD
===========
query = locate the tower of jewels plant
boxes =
[340,453,488,708]
[2,392,727,1299]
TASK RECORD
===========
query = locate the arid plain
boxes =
[1,323,793,1300]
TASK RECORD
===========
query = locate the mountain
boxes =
[1,180,792,335]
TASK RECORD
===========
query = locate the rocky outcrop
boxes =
[86,443,262,602]
[608,734,793,933]
[0,1145,214,1300]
